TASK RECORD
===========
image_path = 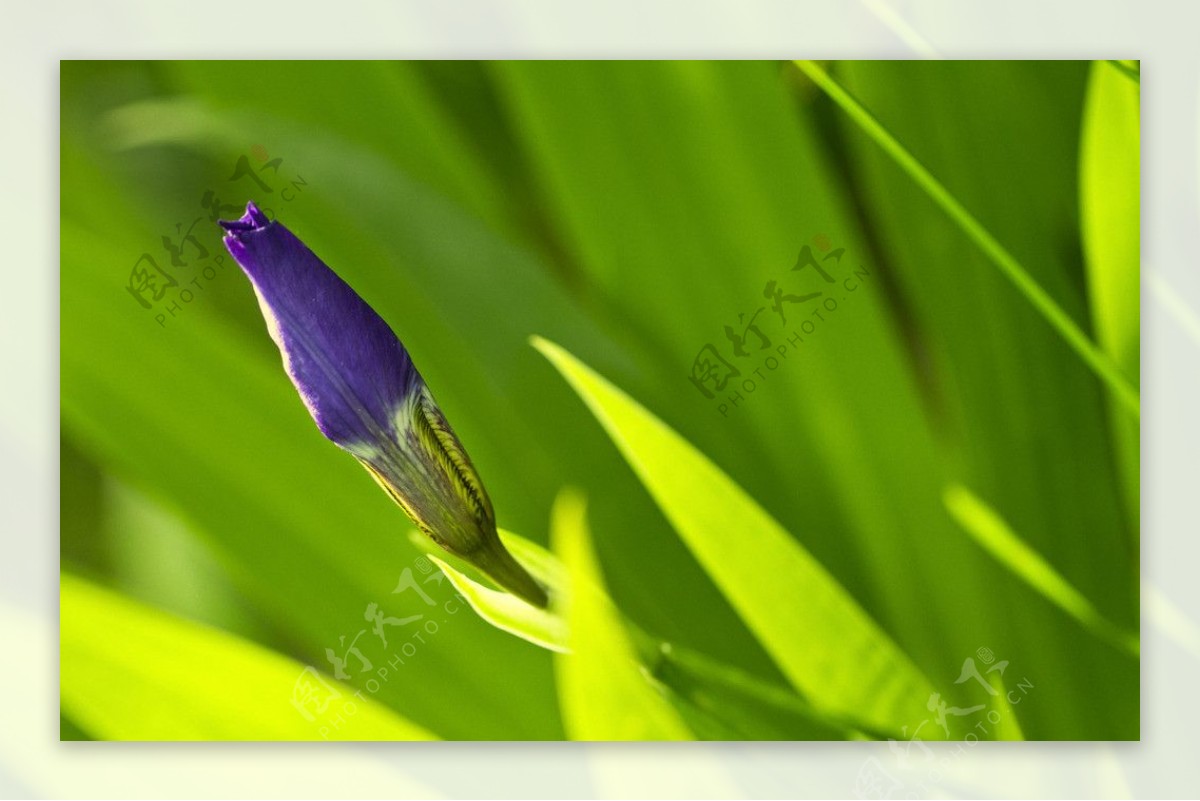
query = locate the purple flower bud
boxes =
[221,202,547,608]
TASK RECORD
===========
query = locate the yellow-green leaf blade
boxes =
[60,574,436,741]
[1081,60,1140,350]
[434,529,864,738]
[1080,59,1141,544]
[552,490,692,741]
[430,543,569,653]
[533,336,938,736]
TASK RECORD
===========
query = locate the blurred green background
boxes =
[60,60,1139,741]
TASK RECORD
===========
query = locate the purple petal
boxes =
[220,202,420,446]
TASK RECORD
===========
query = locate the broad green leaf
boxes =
[551,489,692,741]
[533,336,938,736]
[1080,60,1141,544]
[430,530,569,653]
[60,574,435,741]
[944,484,1138,658]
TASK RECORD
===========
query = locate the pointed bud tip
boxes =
[218,201,271,235]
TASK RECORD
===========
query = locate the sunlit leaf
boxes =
[533,336,938,736]
[60,574,436,741]
[433,527,868,739]
[1080,59,1141,542]
[551,490,692,740]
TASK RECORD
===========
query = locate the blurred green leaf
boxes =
[161,61,519,239]
[797,60,1138,418]
[1080,60,1141,544]
[551,490,692,741]
[60,573,435,741]
[944,484,1138,658]
[533,336,938,736]
[983,670,1027,742]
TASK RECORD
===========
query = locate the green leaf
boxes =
[983,669,1027,742]
[430,530,569,653]
[1080,60,1141,544]
[943,484,1139,658]
[433,527,870,739]
[551,490,692,741]
[1105,60,1140,85]
[432,527,866,739]
[60,574,436,741]
[647,643,868,740]
[532,336,938,736]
